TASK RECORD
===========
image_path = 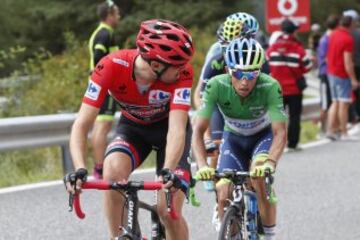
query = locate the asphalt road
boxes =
[1,130,360,240]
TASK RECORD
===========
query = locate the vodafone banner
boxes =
[266,0,311,33]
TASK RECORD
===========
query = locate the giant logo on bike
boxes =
[173,88,191,105]
[148,90,171,104]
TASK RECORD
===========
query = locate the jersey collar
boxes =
[99,22,114,33]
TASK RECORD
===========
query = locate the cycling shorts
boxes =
[217,127,273,173]
[105,116,191,182]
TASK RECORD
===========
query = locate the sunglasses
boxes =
[230,69,260,81]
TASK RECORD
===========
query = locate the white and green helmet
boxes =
[224,38,264,71]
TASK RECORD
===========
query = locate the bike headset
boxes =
[224,38,264,80]
[136,19,195,79]
[216,12,259,53]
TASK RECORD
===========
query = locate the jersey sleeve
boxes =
[344,36,354,53]
[170,65,193,112]
[199,43,224,95]
[83,55,113,108]
[266,79,288,122]
[196,77,219,119]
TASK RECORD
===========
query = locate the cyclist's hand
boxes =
[195,166,215,180]
[159,168,189,195]
[63,168,88,194]
[250,161,275,178]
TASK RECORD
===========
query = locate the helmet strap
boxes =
[147,59,170,79]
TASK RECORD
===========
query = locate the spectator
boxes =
[89,0,120,179]
[309,23,322,53]
[266,19,313,151]
[346,10,360,121]
[316,15,340,135]
[326,12,360,141]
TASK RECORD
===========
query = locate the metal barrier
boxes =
[0,99,320,174]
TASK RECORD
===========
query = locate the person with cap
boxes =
[316,14,340,136]
[266,19,313,151]
[326,11,360,141]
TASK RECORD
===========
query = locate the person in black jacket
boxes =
[89,0,120,179]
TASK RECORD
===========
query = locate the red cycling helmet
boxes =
[136,19,195,66]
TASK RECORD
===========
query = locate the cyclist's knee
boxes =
[103,152,132,181]
[216,180,231,205]
[251,178,264,192]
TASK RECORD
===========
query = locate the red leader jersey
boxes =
[83,49,193,124]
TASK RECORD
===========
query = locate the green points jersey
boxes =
[197,73,287,136]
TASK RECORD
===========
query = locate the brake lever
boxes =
[68,193,74,212]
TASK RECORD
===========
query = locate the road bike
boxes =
[67,180,181,240]
[193,169,276,240]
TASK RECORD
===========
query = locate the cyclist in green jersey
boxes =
[89,0,120,179]
[192,38,287,240]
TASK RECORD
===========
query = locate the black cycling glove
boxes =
[63,168,88,190]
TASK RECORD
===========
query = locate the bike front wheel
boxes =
[218,205,245,240]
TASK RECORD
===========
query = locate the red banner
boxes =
[266,0,311,33]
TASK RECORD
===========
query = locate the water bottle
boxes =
[244,190,258,239]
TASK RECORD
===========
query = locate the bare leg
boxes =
[327,101,339,135]
[251,178,276,226]
[103,152,132,238]
[157,190,189,240]
[216,182,232,220]
[338,102,350,135]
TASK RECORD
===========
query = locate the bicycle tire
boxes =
[218,205,245,240]
[138,201,166,240]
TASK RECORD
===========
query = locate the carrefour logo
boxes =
[173,88,191,105]
[149,90,171,104]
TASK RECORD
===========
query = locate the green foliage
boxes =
[300,121,320,144]
[310,0,360,26]
[0,147,62,188]
[0,0,256,76]
[1,32,88,117]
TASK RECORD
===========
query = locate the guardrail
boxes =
[0,99,320,174]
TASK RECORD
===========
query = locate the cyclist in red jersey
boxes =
[64,19,195,239]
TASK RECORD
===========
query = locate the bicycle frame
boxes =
[68,180,177,240]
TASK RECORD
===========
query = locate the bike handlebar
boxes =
[68,180,178,220]
[193,169,276,204]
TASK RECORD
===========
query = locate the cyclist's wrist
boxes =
[265,158,277,168]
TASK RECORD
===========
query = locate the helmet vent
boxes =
[166,34,180,41]
[149,34,161,39]
[180,45,192,56]
[169,55,185,61]
[159,44,172,51]
[145,43,154,49]
[154,24,171,31]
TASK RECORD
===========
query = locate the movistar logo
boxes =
[211,60,225,70]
